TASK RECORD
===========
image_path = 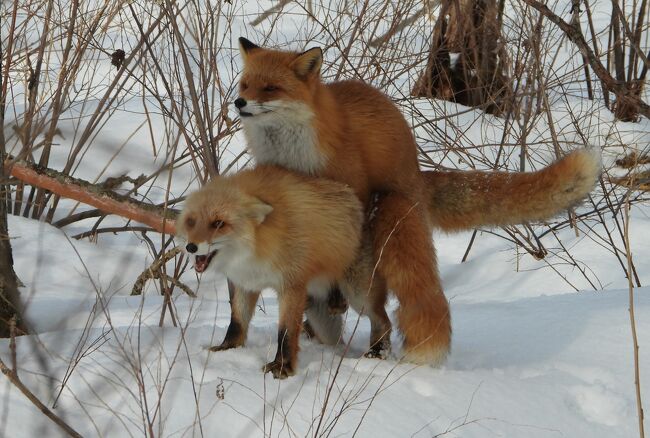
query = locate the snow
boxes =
[1,209,648,437]
[2,0,649,436]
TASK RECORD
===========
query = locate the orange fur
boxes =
[231,38,601,365]
[177,165,363,378]
[425,149,602,231]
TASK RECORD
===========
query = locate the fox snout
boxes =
[181,240,212,256]
[181,240,218,273]
[234,97,254,117]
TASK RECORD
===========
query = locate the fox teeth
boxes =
[193,251,217,273]
[195,255,209,273]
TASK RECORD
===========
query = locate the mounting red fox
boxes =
[177,165,365,378]
[218,37,601,365]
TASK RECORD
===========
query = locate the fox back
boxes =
[235,38,423,204]
[177,165,364,289]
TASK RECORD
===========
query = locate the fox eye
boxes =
[211,219,224,229]
[185,217,196,228]
[263,85,279,92]
[240,82,248,91]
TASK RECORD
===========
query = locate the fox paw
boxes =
[208,341,241,352]
[363,343,390,360]
[262,360,295,379]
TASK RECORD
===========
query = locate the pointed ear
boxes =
[247,197,273,225]
[291,47,322,79]
[239,37,259,62]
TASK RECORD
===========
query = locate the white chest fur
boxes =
[242,101,326,175]
[212,243,281,292]
[210,241,336,297]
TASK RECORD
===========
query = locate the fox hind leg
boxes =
[326,285,348,315]
[364,280,391,359]
[345,274,392,359]
[303,286,346,344]
[371,193,451,365]
[304,293,344,346]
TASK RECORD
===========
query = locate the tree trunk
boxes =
[412,0,511,115]
[0,150,27,337]
[0,157,181,337]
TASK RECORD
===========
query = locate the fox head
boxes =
[234,37,323,123]
[177,178,273,273]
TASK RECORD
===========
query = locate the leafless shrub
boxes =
[1,0,648,436]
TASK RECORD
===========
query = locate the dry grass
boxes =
[1,0,648,436]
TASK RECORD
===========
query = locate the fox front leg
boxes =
[263,286,307,379]
[262,327,297,379]
[210,282,260,351]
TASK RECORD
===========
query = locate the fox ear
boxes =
[247,197,273,224]
[291,47,322,79]
[239,37,259,62]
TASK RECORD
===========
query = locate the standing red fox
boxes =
[177,165,364,378]
[217,37,601,365]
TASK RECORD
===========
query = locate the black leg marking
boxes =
[276,326,290,363]
[263,326,295,379]
[327,285,348,315]
[210,319,243,352]
[364,338,390,359]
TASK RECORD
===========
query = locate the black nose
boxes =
[186,243,198,253]
[234,97,246,109]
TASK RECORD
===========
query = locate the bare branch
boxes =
[521,0,650,119]
[5,160,178,234]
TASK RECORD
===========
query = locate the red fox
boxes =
[176,165,364,378]
[224,37,601,365]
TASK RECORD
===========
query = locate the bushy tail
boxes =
[304,296,343,346]
[424,148,602,232]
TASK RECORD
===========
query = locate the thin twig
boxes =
[623,190,646,438]
[0,356,83,437]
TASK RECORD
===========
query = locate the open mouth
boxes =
[194,250,217,273]
[240,110,273,118]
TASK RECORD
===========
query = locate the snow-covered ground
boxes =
[2,205,648,437]
[2,0,649,436]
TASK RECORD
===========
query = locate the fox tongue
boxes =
[194,255,209,273]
